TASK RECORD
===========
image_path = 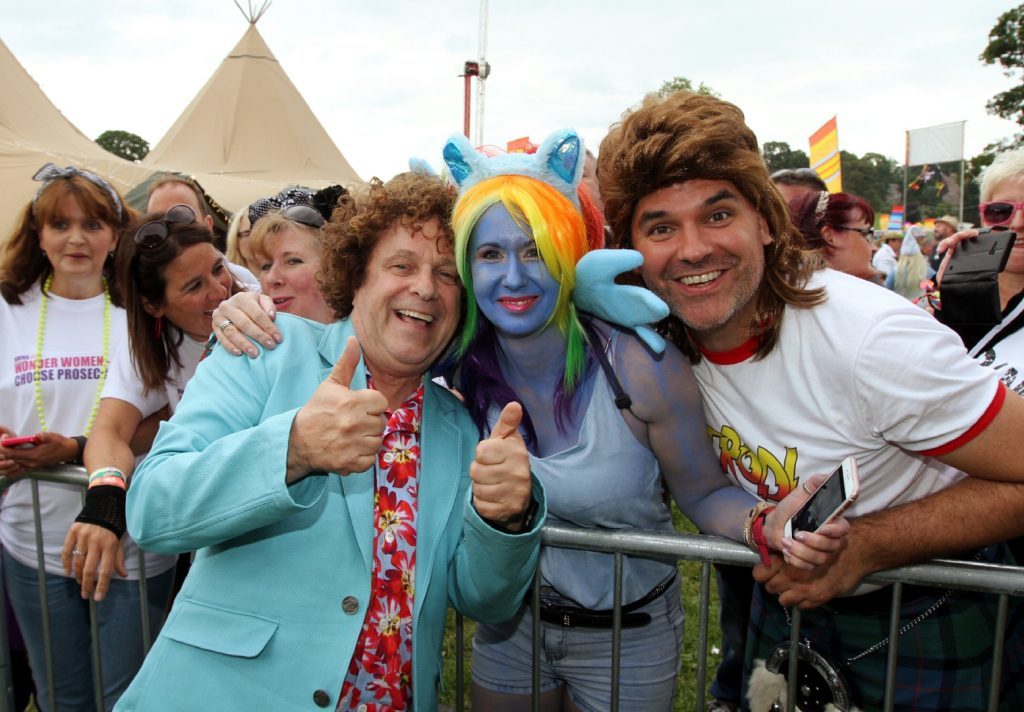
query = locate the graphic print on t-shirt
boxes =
[706,422,799,502]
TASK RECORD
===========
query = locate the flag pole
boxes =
[903,130,909,219]
[958,122,966,223]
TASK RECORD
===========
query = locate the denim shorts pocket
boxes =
[162,599,279,658]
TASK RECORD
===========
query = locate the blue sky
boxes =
[2,0,1018,180]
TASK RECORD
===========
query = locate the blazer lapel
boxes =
[414,383,465,620]
[316,321,374,571]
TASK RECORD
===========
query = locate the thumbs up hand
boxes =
[286,337,388,482]
[470,402,534,531]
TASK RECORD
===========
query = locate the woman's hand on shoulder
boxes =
[212,292,282,358]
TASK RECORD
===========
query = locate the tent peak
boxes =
[234,0,271,25]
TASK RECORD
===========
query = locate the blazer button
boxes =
[312,689,330,707]
[341,596,359,614]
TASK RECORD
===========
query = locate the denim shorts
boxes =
[472,577,684,712]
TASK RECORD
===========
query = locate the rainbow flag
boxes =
[809,117,842,193]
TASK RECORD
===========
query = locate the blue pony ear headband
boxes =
[442,128,585,209]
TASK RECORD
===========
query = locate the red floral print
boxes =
[338,381,422,712]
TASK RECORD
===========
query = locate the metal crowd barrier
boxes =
[448,525,1024,712]
[2,467,1023,712]
[0,465,152,712]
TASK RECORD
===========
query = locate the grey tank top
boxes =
[516,330,677,610]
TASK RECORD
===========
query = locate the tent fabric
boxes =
[0,37,154,241]
[143,24,361,189]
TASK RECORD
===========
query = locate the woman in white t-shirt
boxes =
[0,165,176,712]
[62,207,244,604]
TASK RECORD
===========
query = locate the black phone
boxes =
[944,228,1017,276]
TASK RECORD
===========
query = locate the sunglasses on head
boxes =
[281,205,325,229]
[980,201,1024,227]
[133,204,197,248]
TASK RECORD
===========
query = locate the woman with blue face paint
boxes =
[444,130,849,712]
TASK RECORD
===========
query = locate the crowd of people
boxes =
[0,88,1022,712]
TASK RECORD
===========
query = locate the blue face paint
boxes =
[470,204,560,338]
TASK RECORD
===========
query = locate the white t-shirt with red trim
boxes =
[692,268,1004,519]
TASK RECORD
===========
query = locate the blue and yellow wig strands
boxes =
[453,174,593,390]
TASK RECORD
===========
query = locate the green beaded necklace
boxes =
[34,274,110,436]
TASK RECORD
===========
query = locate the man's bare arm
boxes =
[759,477,1024,608]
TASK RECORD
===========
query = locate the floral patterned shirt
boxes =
[338,380,423,711]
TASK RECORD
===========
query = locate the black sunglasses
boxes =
[133,204,197,248]
[282,204,325,229]
[837,225,874,239]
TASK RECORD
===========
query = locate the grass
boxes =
[438,507,725,711]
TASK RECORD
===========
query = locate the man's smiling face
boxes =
[631,179,772,352]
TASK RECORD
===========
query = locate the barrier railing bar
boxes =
[454,610,464,712]
[784,607,801,712]
[530,570,540,712]
[695,560,711,712]
[610,552,622,712]
[882,582,903,711]
[29,479,56,711]
[988,593,1009,712]
[541,524,1024,597]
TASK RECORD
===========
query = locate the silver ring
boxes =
[216,319,233,332]
[801,481,814,495]
[72,549,85,557]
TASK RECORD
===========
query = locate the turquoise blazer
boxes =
[117,315,544,712]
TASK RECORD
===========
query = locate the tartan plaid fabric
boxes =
[745,546,1024,711]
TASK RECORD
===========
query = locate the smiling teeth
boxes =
[679,271,721,286]
[397,309,434,323]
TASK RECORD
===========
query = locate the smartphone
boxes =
[0,435,41,448]
[784,456,860,538]
[944,228,1017,276]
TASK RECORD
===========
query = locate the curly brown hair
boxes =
[320,172,457,318]
[597,91,825,361]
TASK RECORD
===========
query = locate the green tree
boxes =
[980,4,1024,146]
[761,141,810,173]
[656,76,719,98]
[95,130,149,162]
[841,151,902,215]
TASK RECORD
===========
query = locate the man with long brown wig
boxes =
[597,91,1024,711]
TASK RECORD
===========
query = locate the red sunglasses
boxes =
[980,200,1024,226]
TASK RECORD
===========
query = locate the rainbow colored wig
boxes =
[453,173,603,390]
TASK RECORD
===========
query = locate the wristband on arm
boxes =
[74,485,127,539]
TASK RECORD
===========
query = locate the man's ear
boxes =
[758,216,773,246]
[204,214,215,232]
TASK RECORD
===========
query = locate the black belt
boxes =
[528,575,676,629]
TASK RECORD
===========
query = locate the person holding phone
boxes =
[0,165,175,712]
[596,91,1024,711]
[935,149,1024,394]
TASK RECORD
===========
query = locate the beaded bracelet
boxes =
[88,467,126,489]
[88,475,126,491]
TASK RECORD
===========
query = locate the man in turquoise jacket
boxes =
[117,173,544,711]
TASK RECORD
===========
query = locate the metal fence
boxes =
[2,466,1023,712]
